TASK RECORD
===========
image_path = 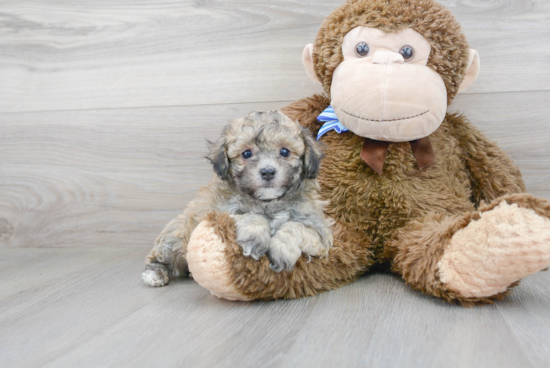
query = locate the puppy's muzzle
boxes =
[260,166,276,182]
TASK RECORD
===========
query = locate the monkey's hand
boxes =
[231,214,271,260]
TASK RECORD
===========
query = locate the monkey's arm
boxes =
[280,94,331,132]
[447,112,525,206]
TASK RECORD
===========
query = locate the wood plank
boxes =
[0,0,548,113]
[1,91,549,249]
[0,247,174,367]
[1,248,549,368]
[279,275,536,368]
[496,273,550,368]
[0,247,144,320]
[446,0,550,95]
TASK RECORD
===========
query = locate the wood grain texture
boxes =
[0,0,549,113]
[0,248,549,368]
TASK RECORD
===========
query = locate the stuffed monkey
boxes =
[183,0,550,306]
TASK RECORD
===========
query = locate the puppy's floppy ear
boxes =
[301,127,323,179]
[206,137,229,180]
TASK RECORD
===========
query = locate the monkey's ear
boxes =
[206,139,229,180]
[458,49,480,93]
[302,127,323,179]
[302,44,323,86]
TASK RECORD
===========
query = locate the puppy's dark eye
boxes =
[242,150,253,159]
[279,148,290,157]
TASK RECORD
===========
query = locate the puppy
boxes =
[142,110,333,287]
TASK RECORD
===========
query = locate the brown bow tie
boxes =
[360,137,436,175]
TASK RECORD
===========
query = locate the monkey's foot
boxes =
[438,201,550,299]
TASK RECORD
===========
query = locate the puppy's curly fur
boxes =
[142,111,333,287]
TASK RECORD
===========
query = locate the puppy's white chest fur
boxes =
[268,212,291,235]
[223,194,293,234]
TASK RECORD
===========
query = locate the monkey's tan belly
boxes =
[320,128,475,262]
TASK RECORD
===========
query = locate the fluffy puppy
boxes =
[142,110,333,287]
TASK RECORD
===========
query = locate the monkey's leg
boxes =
[388,193,550,306]
[186,212,373,301]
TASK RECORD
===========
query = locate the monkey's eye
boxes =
[399,45,415,61]
[242,150,253,159]
[279,148,290,157]
[355,42,370,57]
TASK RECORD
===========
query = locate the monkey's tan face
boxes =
[226,120,306,201]
[330,27,447,142]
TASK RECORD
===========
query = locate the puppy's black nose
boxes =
[260,167,276,181]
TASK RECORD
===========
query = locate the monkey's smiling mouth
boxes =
[342,109,430,122]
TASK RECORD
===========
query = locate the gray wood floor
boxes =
[1,248,550,368]
[1,1,550,367]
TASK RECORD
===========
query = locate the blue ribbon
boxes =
[316,105,348,141]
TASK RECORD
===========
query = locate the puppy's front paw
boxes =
[234,214,271,260]
[267,237,301,273]
[238,239,270,260]
[142,263,169,287]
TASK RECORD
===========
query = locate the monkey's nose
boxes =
[372,51,404,65]
[260,167,276,181]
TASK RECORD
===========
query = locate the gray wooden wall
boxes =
[1,0,549,249]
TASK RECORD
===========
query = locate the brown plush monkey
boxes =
[184,0,550,306]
